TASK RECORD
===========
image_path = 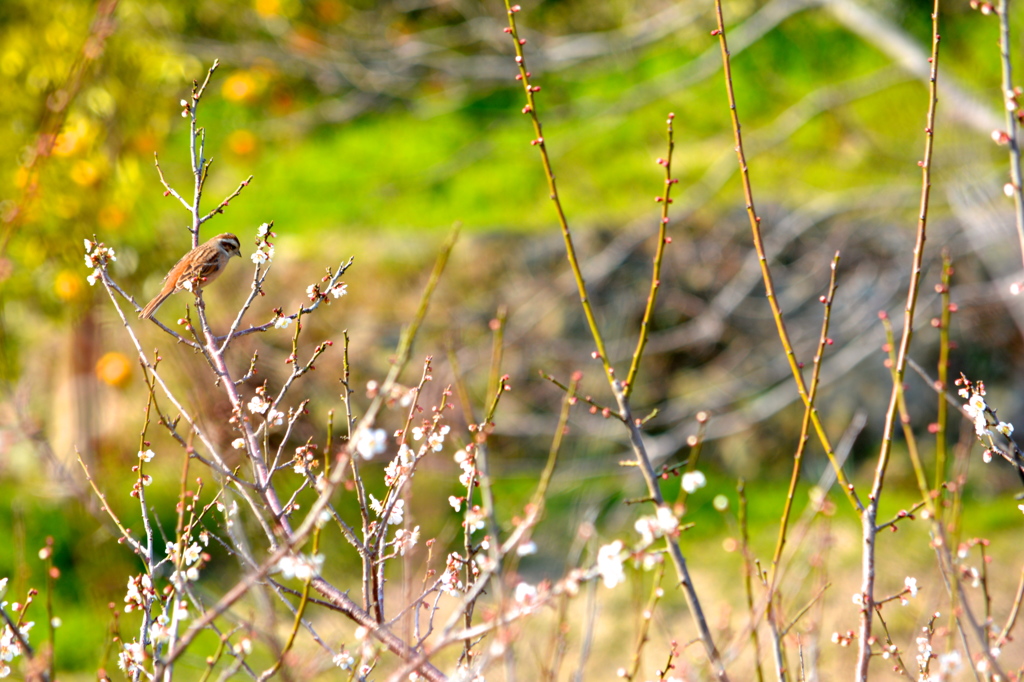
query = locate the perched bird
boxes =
[139,233,242,320]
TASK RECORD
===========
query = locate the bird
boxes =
[139,233,242,320]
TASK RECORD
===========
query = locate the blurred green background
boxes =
[3,0,1024,678]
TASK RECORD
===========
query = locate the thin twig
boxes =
[712,0,861,514]
[995,0,1024,271]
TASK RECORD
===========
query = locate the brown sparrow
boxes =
[139,233,242,319]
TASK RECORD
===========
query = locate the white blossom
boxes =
[251,244,274,265]
[183,543,202,566]
[516,541,537,557]
[394,526,420,555]
[355,428,387,460]
[596,541,626,588]
[333,651,355,670]
[514,582,538,605]
[635,506,678,545]
[248,395,270,414]
[369,495,405,525]
[681,470,707,494]
[276,553,324,581]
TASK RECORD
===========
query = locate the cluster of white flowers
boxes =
[595,541,626,588]
[681,470,707,494]
[384,444,415,487]
[246,389,285,427]
[0,579,33,680]
[454,448,476,488]
[248,393,270,415]
[913,621,971,679]
[232,637,253,657]
[916,631,934,676]
[830,630,855,647]
[463,504,486,532]
[251,223,275,264]
[369,495,405,526]
[393,526,420,556]
[355,428,388,460]
[83,238,116,286]
[165,539,204,584]
[303,279,348,304]
[901,576,918,606]
[930,650,962,680]
[333,650,355,670]
[959,378,1015,466]
[292,443,319,475]
[124,573,155,613]
[634,506,679,546]
[412,424,450,452]
[117,640,147,676]
[513,582,538,605]
[251,245,275,265]
[440,553,465,595]
[148,614,171,643]
[218,499,239,530]
[275,553,325,581]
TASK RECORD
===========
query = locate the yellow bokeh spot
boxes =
[1,49,25,77]
[255,0,280,17]
[222,71,259,103]
[227,129,258,156]
[70,159,100,186]
[13,166,30,189]
[54,270,83,301]
[255,0,299,18]
[98,204,125,229]
[54,117,94,157]
[45,22,71,49]
[96,352,132,388]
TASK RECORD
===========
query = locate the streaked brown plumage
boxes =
[139,233,242,320]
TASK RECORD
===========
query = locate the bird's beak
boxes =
[234,250,242,258]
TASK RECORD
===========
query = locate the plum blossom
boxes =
[117,640,146,675]
[355,428,387,460]
[394,526,420,556]
[681,470,707,494]
[333,651,355,670]
[83,238,116,286]
[634,506,679,545]
[275,553,325,581]
[596,541,626,588]
[248,395,270,414]
[440,553,465,595]
[369,495,405,525]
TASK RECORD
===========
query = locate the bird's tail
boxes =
[139,292,171,320]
